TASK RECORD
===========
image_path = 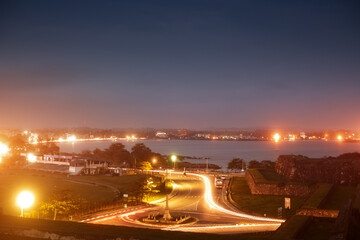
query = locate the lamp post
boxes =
[17,191,34,217]
[163,168,172,220]
[0,142,9,164]
[27,153,37,163]
[171,155,177,170]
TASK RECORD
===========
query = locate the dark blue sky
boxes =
[0,0,359,129]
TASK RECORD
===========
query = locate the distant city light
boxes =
[27,153,37,163]
[273,133,280,142]
[126,135,137,140]
[152,158,157,164]
[17,191,35,217]
[28,133,39,144]
[337,135,343,141]
[67,135,76,142]
[288,134,295,141]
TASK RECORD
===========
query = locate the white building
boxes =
[26,154,112,175]
[300,132,306,139]
[155,131,168,138]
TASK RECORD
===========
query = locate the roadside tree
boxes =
[227,158,244,171]
[39,190,86,220]
[248,160,262,168]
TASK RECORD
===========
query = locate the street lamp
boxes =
[27,153,37,163]
[0,142,9,155]
[171,155,177,170]
[0,142,9,164]
[273,133,280,142]
[17,191,34,217]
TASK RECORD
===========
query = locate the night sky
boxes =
[0,0,359,129]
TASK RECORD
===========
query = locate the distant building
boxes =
[300,132,306,139]
[177,129,188,136]
[155,131,168,138]
[195,133,211,139]
[28,133,39,144]
[26,154,111,175]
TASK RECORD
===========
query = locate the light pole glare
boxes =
[27,153,36,163]
[0,142,9,155]
[17,191,34,217]
[171,155,177,170]
[273,133,280,142]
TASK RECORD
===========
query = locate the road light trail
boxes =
[166,223,282,232]
[85,170,283,233]
[187,172,285,223]
[149,182,179,204]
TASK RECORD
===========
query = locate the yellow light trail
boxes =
[149,182,179,204]
[187,172,285,223]
[168,223,282,232]
[85,170,283,233]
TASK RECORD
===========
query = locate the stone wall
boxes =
[275,153,360,185]
[245,170,312,196]
[296,209,339,218]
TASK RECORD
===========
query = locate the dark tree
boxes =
[39,190,87,220]
[92,148,103,159]
[131,143,154,168]
[260,160,275,169]
[131,143,168,169]
[248,160,262,168]
[227,158,244,171]
[81,149,92,158]
[38,143,60,155]
[104,143,132,167]
[9,134,26,150]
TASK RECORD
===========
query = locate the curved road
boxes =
[83,172,283,234]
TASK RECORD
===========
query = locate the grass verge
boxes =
[271,215,310,239]
[0,169,114,216]
[320,185,356,210]
[229,177,307,218]
[301,184,333,209]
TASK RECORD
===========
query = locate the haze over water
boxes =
[58,140,360,169]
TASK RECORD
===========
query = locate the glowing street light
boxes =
[17,191,35,217]
[171,155,177,170]
[27,153,37,163]
[0,142,9,155]
[152,158,157,164]
[273,133,281,142]
[0,142,9,164]
[337,135,343,141]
